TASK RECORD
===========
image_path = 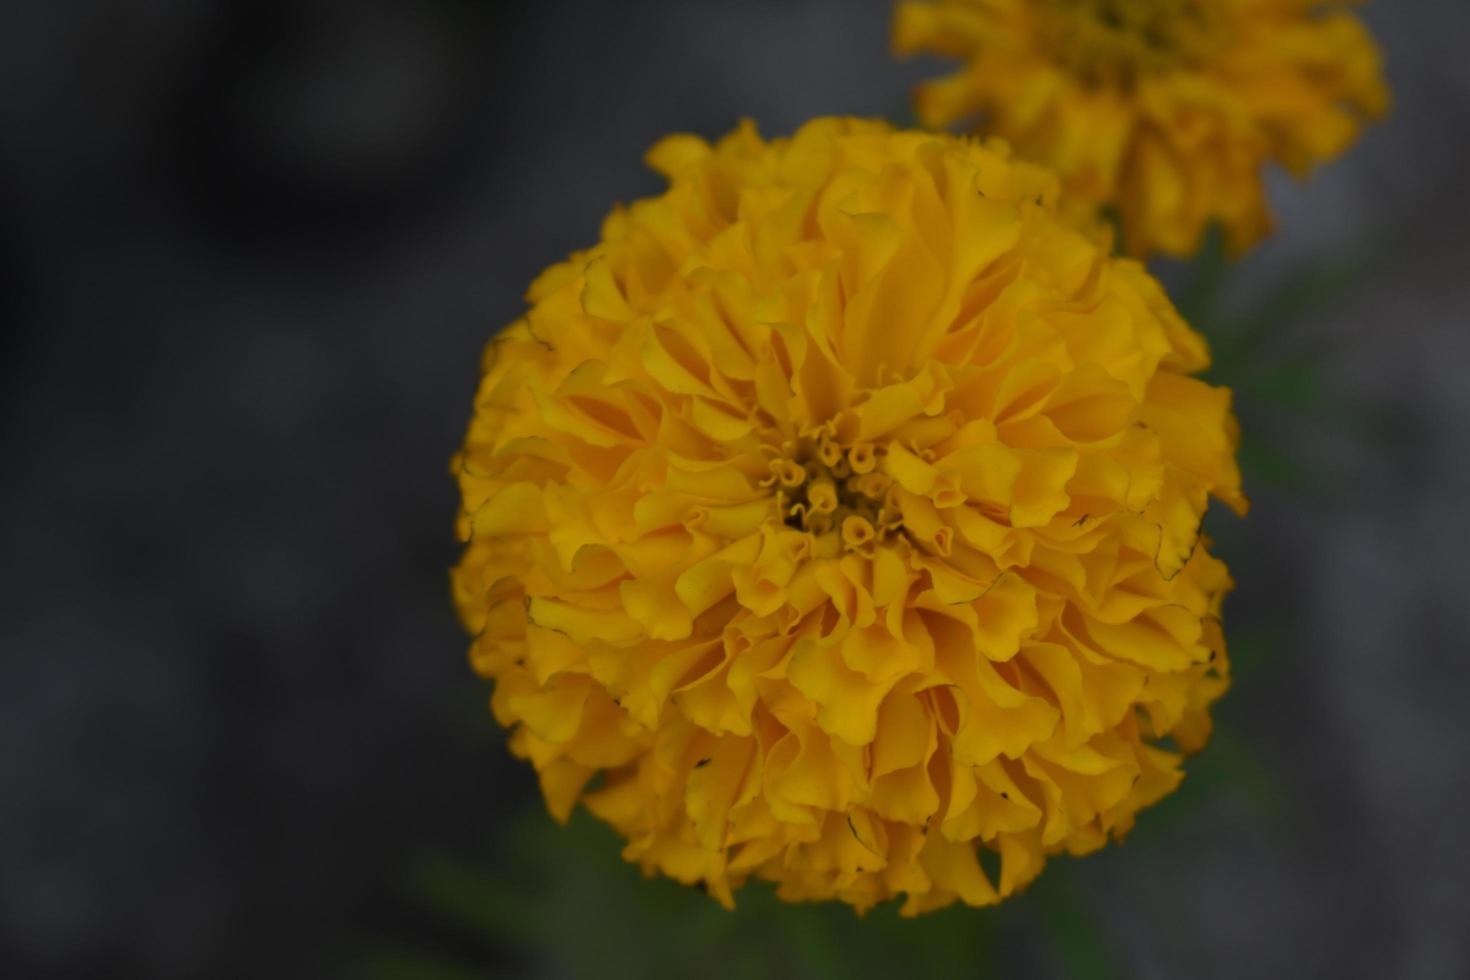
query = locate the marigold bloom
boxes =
[452,117,1246,914]
[894,0,1389,257]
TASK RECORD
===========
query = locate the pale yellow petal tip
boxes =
[454,115,1244,915]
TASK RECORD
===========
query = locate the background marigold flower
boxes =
[452,116,1247,914]
[893,0,1389,257]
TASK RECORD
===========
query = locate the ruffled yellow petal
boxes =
[895,0,1389,257]
[453,117,1243,913]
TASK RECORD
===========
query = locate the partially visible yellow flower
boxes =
[894,0,1389,257]
[452,117,1247,914]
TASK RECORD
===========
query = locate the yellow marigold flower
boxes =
[451,117,1247,915]
[893,0,1389,257]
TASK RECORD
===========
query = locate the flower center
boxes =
[1041,0,1225,85]
[763,435,902,551]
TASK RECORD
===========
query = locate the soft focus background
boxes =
[4,1,1468,977]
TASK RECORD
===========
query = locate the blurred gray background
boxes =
[2,1,1467,977]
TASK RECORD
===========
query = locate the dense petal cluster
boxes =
[452,117,1246,914]
[894,0,1389,257]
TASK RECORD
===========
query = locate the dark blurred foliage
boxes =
[3,2,1469,978]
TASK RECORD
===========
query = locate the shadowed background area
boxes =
[2,1,1467,977]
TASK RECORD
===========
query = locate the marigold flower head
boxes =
[894,0,1389,257]
[452,117,1247,914]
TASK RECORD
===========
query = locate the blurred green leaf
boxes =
[1244,359,1328,414]
[1222,625,1287,684]
[411,851,550,947]
[1174,225,1231,329]
[358,944,496,980]
[1025,867,1123,980]
[1211,255,1368,377]
[1148,730,1289,837]
[382,806,1005,979]
[1236,437,1315,492]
